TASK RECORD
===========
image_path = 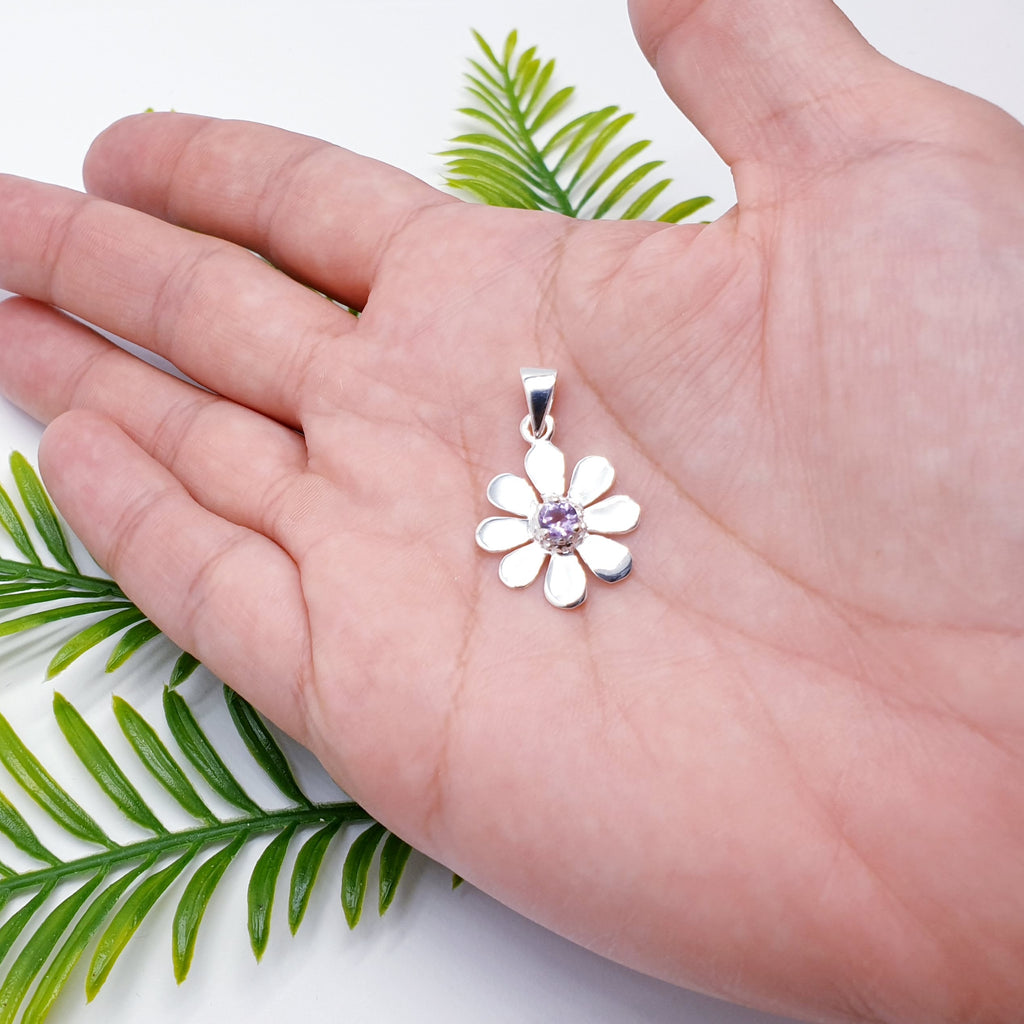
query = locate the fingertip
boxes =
[83,111,208,204]
[0,293,43,324]
[38,407,120,485]
[0,299,83,425]
[83,112,150,194]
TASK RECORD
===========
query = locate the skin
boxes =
[0,0,1022,1020]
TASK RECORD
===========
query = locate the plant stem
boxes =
[0,801,373,899]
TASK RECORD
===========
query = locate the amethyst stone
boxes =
[531,498,586,553]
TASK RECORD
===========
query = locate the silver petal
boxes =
[543,552,587,609]
[486,473,539,516]
[498,541,548,588]
[475,516,532,553]
[583,494,641,535]
[568,455,615,507]
[577,534,632,583]
[524,440,565,499]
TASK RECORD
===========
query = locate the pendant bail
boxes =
[520,367,557,440]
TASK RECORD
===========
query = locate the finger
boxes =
[83,113,458,309]
[628,0,891,169]
[0,297,306,534]
[38,410,312,741]
[0,173,354,428]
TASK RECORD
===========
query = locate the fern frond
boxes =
[443,30,713,222]
[0,688,415,1022]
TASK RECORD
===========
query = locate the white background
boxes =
[0,2,1021,1023]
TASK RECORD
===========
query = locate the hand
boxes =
[1,1,1022,1021]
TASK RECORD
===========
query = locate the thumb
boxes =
[628,0,892,172]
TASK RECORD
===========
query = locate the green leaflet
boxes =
[20,862,151,1024]
[248,824,297,960]
[86,847,198,1000]
[0,712,111,847]
[288,818,344,934]
[169,651,201,688]
[163,688,262,815]
[9,453,76,574]
[0,588,105,611]
[53,692,167,835]
[0,790,58,866]
[173,834,245,983]
[224,686,310,807]
[0,600,135,640]
[342,823,387,929]
[105,619,162,672]
[444,30,713,222]
[47,606,148,678]
[112,696,218,824]
[0,884,55,969]
[658,194,715,224]
[378,833,414,916]
[0,482,41,565]
[0,871,105,1024]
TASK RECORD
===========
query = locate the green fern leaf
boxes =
[0,711,111,847]
[528,85,574,134]
[163,688,261,815]
[0,588,100,611]
[0,483,41,566]
[86,847,199,1000]
[0,871,105,1024]
[223,686,310,807]
[0,884,56,963]
[657,194,714,223]
[9,454,77,574]
[592,160,666,219]
[0,790,59,866]
[522,59,556,120]
[288,819,344,934]
[543,106,617,164]
[169,651,201,688]
[0,600,135,640]
[19,863,150,1024]
[105,619,162,672]
[342,822,387,929]
[574,139,654,212]
[46,606,148,678]
[247,824,297,960]
[620,178,675,220]
[53,692,167,835]
[173,835,245,983]
[445,30,713,222]
[378,832,414,916]
[113,695,218,824]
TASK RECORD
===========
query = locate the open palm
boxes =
[1,2,1022,1021]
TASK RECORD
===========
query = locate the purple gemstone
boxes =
[532,498,586,552]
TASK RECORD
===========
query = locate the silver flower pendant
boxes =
[475,368,640,609]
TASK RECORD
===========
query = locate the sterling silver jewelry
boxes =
[475,368,640,609]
